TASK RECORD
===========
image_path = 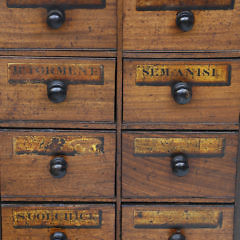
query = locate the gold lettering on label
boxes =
[136,64,230,85]
[134,210,222,228]
[13,209,101,228]
[8,63,104,85]
[134,137,225,156]
[14,136,104,155]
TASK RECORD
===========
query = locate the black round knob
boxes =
[47,9,65,29]
[169,232,186,240]
[176,11,194,32]
[50,232,67,240]
[50,157,67,178]
[172,82,192,105]
[171,153,189,177]
[47,80,67,103]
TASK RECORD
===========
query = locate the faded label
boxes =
[7,0,105,9]
[14,136,104,156]
[136,64,230,86]
[136,0,234,10]
[8,64,104,85]
[13,209,102,228]
[134,210,222,228]
[134,137,225,157]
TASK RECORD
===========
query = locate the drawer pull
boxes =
[50,232,67,240]
[50,156,67,178]
[172,82,192,105]
[47,9,65,29]
[171,153,189,177]
[176,11,194,32]
[169,232,186,240]
[47,80,67,103]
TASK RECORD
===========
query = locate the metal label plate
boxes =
[136,64,231,86]
[136,0,234,11]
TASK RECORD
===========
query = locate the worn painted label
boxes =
[7,0,105,9]
[134,210,223,228]
[8,64,104,85]
[136,64,230,86]
[13,209,102,228]
[136,0,234,10]
[14,136,104,156]
[134,137,225,157]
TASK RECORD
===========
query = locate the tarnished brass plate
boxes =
[7,0,105,9]
[136,0,234,10]
[134,137,225,157]
[134,210,222,228]
[14,136,104,156]
[13,209,101,228]
[136,64,230,86]
[8,64,104,85]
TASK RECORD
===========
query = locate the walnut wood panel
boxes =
[1,204,115,240]
[122,205,233,240]
[1,130,115,201]
[123,0,240,52]
[0,0,116,49]
[122,132,237,201]
[0,58,115,128]
[123,59,240,127]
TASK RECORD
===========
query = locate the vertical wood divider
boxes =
[116,0,123,240]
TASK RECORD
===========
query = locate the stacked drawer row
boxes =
[1,0,240,240]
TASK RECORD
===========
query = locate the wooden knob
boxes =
[176,11,194,32]
[169,232,186,240]
[50,157,67,178]
[50,232,67,240]
[47,9,65,29]
[47,80,67,103]
[171,153,189,177]
[172,82,192,105]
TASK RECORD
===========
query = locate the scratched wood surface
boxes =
[1,204,115,240]
[0,58,115,128]
[122,132,237,201]
[122,205,233,240]
[1,130,116,201]
[123,0,240,52]
[123,59,240,128]
[0,0,116,50]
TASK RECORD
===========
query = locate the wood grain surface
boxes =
[124,0,240,51]
[122,132,237,201]
[0,58,115,128]
[2,204,115,240]
[122,205,234,240]
[123,59,240,127]
[1,130,116,201]
[0,0,116,49]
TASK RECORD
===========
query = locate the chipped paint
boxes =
[14,136,104,155]
[134,209,222,229]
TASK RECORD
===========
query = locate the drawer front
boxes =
[2,204,115,240]
[122,205,233,240]
[123,0,240,52]
[0,0,116,49]
[0,58,115,127]
[1,131,115,201]
[122,132,237,201]
[123,59,240,127]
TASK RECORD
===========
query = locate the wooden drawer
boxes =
[122,205,233,240]
[0,0,116,50]
[1,130,116,201]
[122,132,237,202]
[0,58,115,128]
[123,0,240,52]
[1,204,115,240]
[123,59,240,129]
